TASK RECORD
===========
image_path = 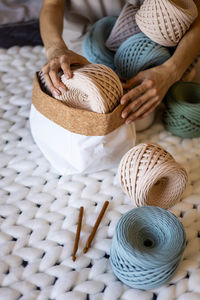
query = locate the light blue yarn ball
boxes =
[114,32,171,79]
[110,206,186,290]
[82,16,117,70]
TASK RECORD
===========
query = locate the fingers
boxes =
[42,62,65,96]
[125,97,160,124]
[42,72,60,97]
[121,79,154,105]
[121,86,157,119]
[139,101,159,119]
[120,65,173,124]
[122,73,142,90]
[41,50,89,96]
[49,67,67,93]
[60,55,73,79]
[79,56,90,65]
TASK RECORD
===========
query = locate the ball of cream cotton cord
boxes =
[135,0,198,47]
[118,143,188,209]
[110,206,186,290]
[38,64,123,113]
[38,65,157,131]
[163,81,200,138]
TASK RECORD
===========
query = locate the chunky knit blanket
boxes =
[0,46,200,300]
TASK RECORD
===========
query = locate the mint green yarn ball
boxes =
[163,81,200,138]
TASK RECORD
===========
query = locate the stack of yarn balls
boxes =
[82,0,199,136]
[82,0,198,80]
[82,15,171,80]
[109,142,188,289]
[38,64,123,113]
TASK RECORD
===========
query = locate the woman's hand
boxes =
[120,64,177,124]
[41,47,89,97]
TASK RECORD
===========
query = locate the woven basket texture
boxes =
[135,0,198,46]
[118,143,188,208]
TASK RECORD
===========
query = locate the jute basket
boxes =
[32,72,126,136]
[30,72,136,174]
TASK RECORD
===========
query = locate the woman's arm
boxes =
[40,0,88,97]
[40,0,66,60]
[121,0,200,124]
[165,0,200,80]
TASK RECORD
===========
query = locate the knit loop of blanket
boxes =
[39,64,123,113]
[118,143,188,208]
[163,81,200,138]
[110,206,186,290]
[114,32,171,79]
[135,0,198,47]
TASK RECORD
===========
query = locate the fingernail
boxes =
[64,73,70,79]
[59,87,66,93]
[53,89,60,97]
[126,120,132,125]
[121,112,127,118]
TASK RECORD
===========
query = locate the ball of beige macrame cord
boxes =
[118,143,188,209]
[135,0,198,47]
[55,64,123,113]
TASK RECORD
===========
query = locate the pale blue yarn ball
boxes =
[82,16,117,70]
[110,206,186,290]
[114,32,171,79]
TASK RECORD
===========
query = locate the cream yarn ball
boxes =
[40,64,123,113]
[38,65,157,130]
[118,143,188,209]
[135,0,198,46]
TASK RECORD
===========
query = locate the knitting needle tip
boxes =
[83,247,88,254]
[72,206,84,262]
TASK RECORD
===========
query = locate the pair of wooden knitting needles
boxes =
[72,201,109,261]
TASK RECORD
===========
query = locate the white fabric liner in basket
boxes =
[30,105,136,175]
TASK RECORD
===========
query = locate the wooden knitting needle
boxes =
[83,201,109,253]
[72,206,84,261]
